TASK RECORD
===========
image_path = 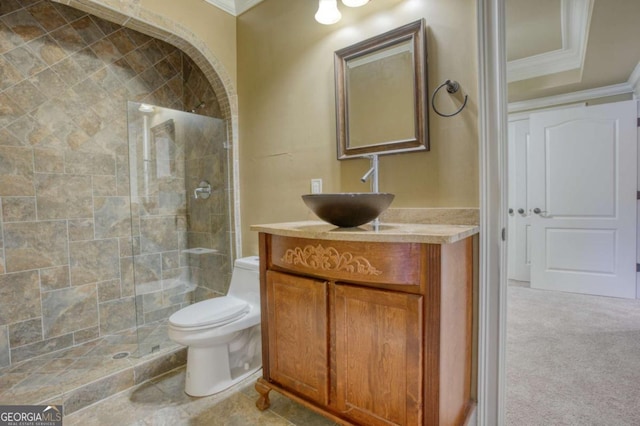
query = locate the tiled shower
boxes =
[0,0,234,376]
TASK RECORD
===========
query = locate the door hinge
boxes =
[637,191,640,200]
[501,227,506,241]
[637,263,640,272]
[637,117,640,127]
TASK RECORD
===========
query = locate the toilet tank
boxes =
[227,256,260,306]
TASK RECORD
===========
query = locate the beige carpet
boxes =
[506,286,640,425]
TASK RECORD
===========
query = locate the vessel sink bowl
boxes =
[302,193,395,228]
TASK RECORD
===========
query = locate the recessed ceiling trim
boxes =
[508,82,633,113]
[507,0,594,83]
[204,0,263,16]
[628,61,640,98]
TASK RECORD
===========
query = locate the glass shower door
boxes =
[126,101,232,357]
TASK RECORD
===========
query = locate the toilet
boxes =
[168,256,262,397]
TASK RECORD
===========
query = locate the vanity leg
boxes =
[255,378,271,410]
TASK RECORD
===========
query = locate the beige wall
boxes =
[238,0,479,255]
[140,0,237,86]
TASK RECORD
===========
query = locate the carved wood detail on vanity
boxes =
[280,244,383,275]
[270,235,423,289]
[257,232,475,425]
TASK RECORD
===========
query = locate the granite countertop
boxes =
[250,220,479,244]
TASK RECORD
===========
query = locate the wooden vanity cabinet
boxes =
[256,233,474,426]
[333,284,423,426]
[265,270,329,405]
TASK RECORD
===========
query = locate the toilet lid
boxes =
[169,296,250,328]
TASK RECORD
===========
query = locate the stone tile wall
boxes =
[0,0,229,367]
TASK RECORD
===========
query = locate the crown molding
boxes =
[508,82,633,113]
[236,0,263,14]
[204,0,263,16]
[204,0,235,15]
[507,0,594,83]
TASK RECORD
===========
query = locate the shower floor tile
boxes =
[0,325,181,410]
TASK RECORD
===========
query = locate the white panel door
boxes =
[507,119,532,282]
[529,100,637,298]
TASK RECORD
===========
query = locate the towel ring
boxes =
[431,79,468,117]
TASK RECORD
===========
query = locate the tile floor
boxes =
[1,324,337,425]
[65,368,337,426]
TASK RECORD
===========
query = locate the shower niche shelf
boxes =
[182,248,218,255]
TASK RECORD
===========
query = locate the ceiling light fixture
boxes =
[315,0,342,25]
[342,0,369,7]
[315,0,370,25]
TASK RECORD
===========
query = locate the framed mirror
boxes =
[334,19,428,160]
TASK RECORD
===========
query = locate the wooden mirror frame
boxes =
[334,19,428,160]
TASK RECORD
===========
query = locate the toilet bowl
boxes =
[168,256,262,397]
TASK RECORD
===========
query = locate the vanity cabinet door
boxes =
[265,270,329,405]
[333,284,423,426]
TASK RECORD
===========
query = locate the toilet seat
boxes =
[169,296,250,330]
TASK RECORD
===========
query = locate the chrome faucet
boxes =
[360,154,379,193]
[360,154,380,229]
[194,181,212,199]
